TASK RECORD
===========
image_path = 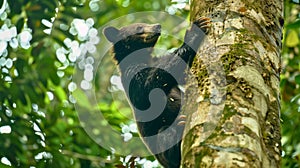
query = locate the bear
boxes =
[103,17,210,168]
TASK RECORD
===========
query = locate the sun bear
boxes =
[103,17,210,168]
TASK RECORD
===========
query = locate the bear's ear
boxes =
[103,26,120,43]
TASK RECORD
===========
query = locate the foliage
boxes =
[0,0,114,167]
[0,0,190,167]
[281,1,300,167]
[0,0,299,167]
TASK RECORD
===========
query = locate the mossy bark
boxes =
[181,0,283,167]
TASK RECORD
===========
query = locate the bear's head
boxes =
[103,23,161,63]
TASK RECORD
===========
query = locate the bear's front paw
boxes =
[193,17,211,34]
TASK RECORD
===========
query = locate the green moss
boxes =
[220,29,265,74]
[223,105,239,119]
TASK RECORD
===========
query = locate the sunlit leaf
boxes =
[286,30,299,47]
[54,86,67,101]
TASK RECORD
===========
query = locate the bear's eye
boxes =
[136,26,144,34]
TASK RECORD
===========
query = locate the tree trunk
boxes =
[181,1,283,167]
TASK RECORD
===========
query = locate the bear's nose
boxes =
[152,24,161,33]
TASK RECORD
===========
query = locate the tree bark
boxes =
[181,1,283,167]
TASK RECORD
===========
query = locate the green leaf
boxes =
[50,71,60,86]
[291,94,300,103]
[286,30,299,47]
[286,19,300,29]
[295,74,300,85]
[54,86,67,101]
[16,18,25,33]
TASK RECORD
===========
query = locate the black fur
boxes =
[104,17,210,168]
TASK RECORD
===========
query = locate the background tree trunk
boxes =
[181,1,283,167]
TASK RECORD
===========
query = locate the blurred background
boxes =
[0,0,299,167]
